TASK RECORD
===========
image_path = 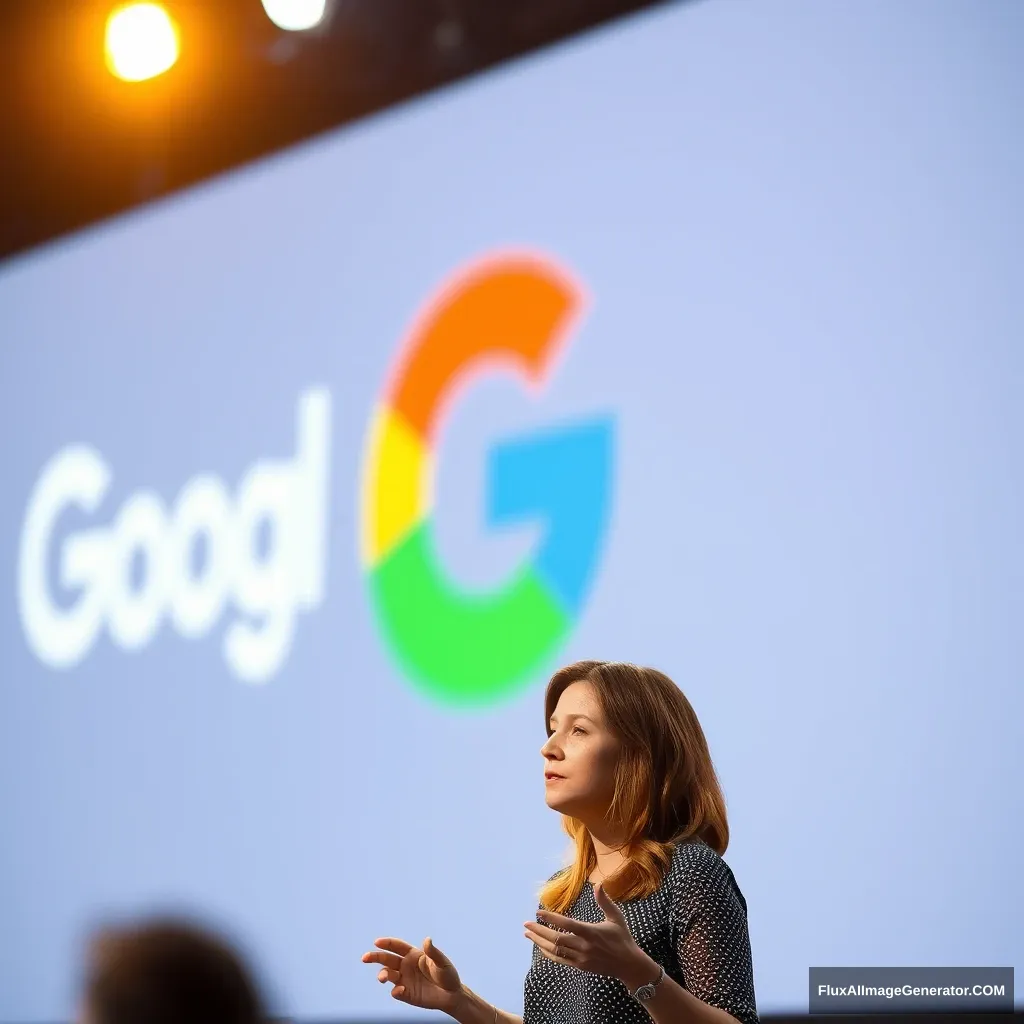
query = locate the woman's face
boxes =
[541,680,621,820]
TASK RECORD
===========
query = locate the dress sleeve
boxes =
[670,850,759,1024]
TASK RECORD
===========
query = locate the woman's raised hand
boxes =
[361,935,463,1012]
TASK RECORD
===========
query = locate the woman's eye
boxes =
[572,726,586,736]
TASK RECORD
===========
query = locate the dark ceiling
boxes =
[0,0,677,263]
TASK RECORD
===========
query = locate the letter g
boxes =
[18,445,111,668]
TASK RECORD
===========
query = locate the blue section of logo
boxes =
[486,415,615,616]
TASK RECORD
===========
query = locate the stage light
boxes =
[261,0,329,32]
[105,3,180,82]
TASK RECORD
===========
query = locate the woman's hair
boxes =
[538,660,729,913]
[81,917,267,1024]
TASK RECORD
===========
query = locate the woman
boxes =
[361,660,758,1024]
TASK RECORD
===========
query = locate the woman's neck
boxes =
[588,828,630,882]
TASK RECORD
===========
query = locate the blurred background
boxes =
[1,0,1022,1021]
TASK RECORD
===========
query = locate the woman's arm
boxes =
[617,954,750,1024]
[639,850,757,1024]
[449,983,523,1024]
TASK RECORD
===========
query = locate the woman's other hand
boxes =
[524,882,654,986]
[361,935,463,1011]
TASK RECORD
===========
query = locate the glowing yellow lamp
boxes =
[105,3,180,82]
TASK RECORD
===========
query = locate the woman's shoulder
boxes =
[665,838,746,906]
[542,864,571,885]
[667,836,723,874]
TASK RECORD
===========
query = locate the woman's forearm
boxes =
[449,983,523,1024]
[639,977,741,1024]
[619,952,744,1024]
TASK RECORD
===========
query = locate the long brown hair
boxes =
[538,660,729,913]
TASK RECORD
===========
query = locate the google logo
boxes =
[16,251,613,696]
[359,252,615,707]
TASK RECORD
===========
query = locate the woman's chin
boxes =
[544,791,572,811]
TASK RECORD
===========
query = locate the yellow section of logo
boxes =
[360,405,432,566]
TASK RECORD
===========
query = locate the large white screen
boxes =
[1,0,1021,1020]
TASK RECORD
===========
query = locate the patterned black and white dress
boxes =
[523,838,758,1024]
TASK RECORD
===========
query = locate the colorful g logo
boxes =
[359,253,614,708]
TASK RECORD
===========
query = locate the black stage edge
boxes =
[278,1015,1024,1023]
[11,1012,1024,1023]
[294,1015,1024,1023]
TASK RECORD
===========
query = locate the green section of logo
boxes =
[369,522,570,708]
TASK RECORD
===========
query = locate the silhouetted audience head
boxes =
[79,918,267,1024]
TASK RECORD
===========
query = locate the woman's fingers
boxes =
[379,937,413,953]
[361,950,403,969]
[374,936,414,955]
[377,967,401,985]
[524,922,579,961]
